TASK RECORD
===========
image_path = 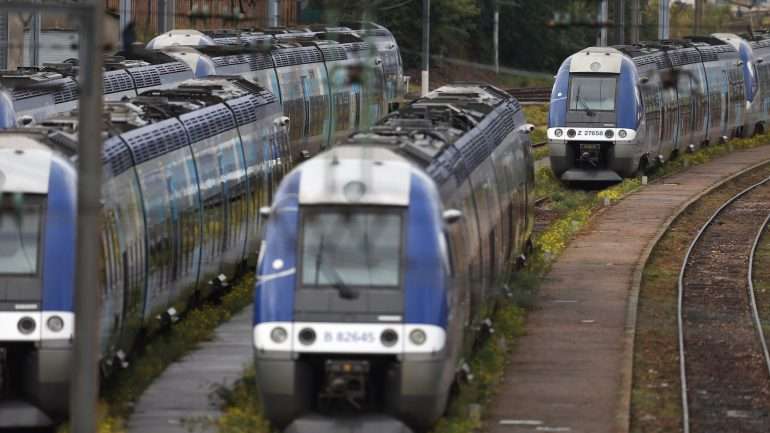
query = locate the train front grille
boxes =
[570,141,612,170]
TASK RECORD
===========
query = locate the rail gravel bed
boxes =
[678,177,770,433]
[485,145,770,433]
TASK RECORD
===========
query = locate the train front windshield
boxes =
[300,208,402,288]
[0,194,43,275]
[569,75,617,112]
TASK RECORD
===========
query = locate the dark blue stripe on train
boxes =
[42,156,77,311]
[617,57,643,130]
[403,173,448,328]
[253,170,301,323]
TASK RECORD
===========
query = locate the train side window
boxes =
[443,230,455,277]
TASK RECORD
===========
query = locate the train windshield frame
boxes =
[568,74,618,112]
[299,206,404,289]
[0,193,45,275]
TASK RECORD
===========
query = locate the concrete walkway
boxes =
[126,308,253,433]
[485,145,770,433]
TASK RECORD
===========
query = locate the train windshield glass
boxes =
[300,208,402,288]
[0,194,43,275]
[569,75,617,112]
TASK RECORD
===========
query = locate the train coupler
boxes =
[319,360,369,410]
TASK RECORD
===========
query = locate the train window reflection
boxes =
[0,194,43,275]
[301,208,402,288]
[569,75,617,112]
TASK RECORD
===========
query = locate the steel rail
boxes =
[748,211,770,378]
[676,174,770,433]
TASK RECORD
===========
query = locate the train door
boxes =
[678,71,693,149]
[301,75,312,147]
[352,82,362,130]
[691,65,708,146]
[721,70,729,138]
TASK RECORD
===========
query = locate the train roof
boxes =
[24,76,275,176]
[296,145,413,207]
[3,52,193,106]
[0,131,58,194]
[346,83,516,168]
[612,36,736,69]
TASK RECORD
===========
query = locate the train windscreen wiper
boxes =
[575,87,595,117]
[313,234,360,300]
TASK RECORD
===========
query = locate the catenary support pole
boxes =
[615,0,625,45]
[659,0,669,40]
[421,0,430,96]
[630,0,639,43]
[119,0,132,42]
[71,1,104,432]
[694,0,702,36]
[494,1,499,75]
[29,5,40,66]
[268,0,279,27]
[598,0,608,46]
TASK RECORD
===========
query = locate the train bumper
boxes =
[0,311,74,420]
[383,353,453,428]
[549,139,640,181]
[254,352,452,429]
[253,322,452,429]
[24,342,73,417]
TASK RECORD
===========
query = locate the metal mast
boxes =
[659,0,669,40]
[630,0,639,43]
[421,0,430,96]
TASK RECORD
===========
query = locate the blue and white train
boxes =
[252,84,535,430]
[0,76,292,423]
[548,33,770,182]
[3,22,405,160]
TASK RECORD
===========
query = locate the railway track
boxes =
[506,86,551,103]
[678,176,770,433]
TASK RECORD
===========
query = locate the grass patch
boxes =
[57,274,256,433]
[533,145,549,161]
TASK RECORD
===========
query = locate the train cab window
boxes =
[300,208,403,288]
[0,194,43,275]
[569,75,617,112]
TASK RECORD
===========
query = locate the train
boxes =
[252,83,536,430]
[548,32,770,182]
[0,46,400,423]
[0,22,402,425]
[2,21,406,162]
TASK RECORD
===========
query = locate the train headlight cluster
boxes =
[409,329,427,346]
[605,129,614,139]
[18,316,36,335]
[618,130,628,139]
[270,326,288,343]
[46,315,64,333]
[380,329,398,347]
[554,128,563,138]
[299,327,316,346]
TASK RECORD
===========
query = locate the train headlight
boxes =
[18,317,36,335]
[554,128,563,138]
[46,315,64,333]
[618,130,628,139]
[270,326,288,344]
[567,129,576,138]
[298,328,316,346]
[409,329,427,346]
[381,329,398,347]
[605,129,614,139]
